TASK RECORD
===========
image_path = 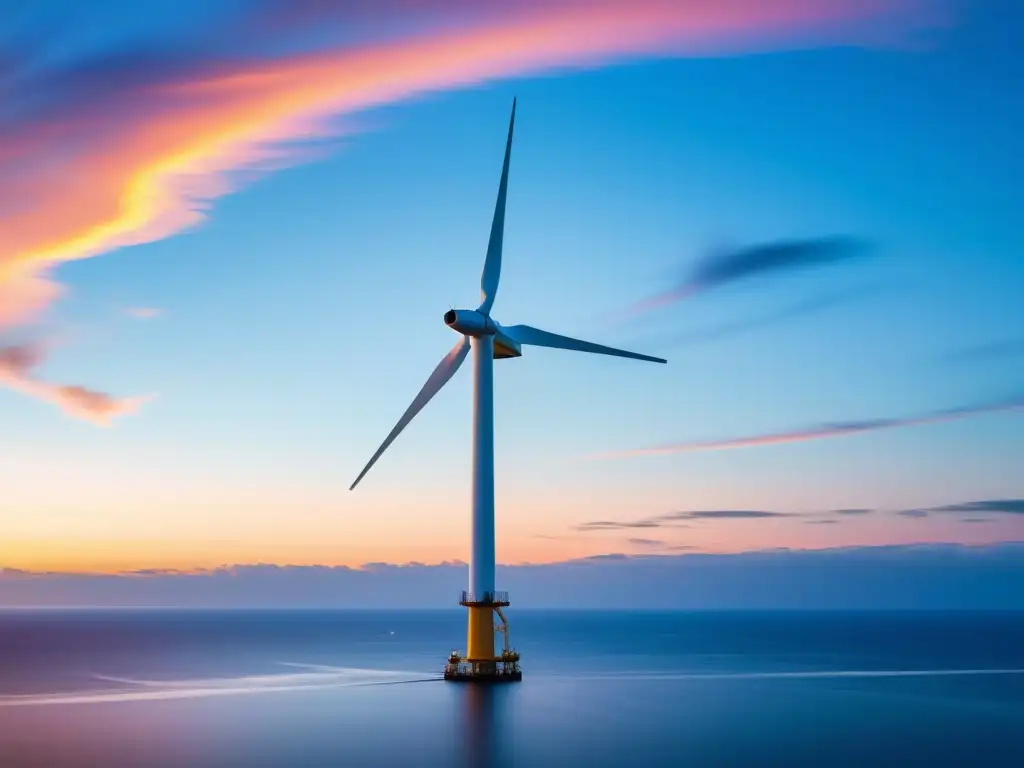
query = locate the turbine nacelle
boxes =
[444,309,496,337]
[445,310,523,359]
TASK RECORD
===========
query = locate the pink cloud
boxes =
[0,269,64,328]
[593,395,1024,459]
[0,342,150,425]
[0,0,933,329]
[123,306,163,320]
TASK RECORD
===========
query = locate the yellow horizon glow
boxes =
[3,516,1016,574]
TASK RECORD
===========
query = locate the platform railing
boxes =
[459,590,509,605]
[444,658,522,680]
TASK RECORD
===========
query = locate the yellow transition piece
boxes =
[465,606,496,661]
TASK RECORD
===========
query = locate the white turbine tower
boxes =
[349,98,666,681]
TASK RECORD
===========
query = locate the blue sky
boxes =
[0,0,1021,571]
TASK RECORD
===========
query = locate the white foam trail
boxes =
[560,668,1024,682]
[7,667,1021,708]
[0,665,441,708]
[277,662,429,677]
[92,665,428,690]
[0,682,344,707]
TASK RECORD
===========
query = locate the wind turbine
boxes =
[349,98,666,681]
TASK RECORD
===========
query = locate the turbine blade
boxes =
[502,324,666,364]
[350,336,471,490]
[478,97,516,314]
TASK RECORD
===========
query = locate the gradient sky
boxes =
[1,0,1022,573]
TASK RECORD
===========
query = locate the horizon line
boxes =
[4,540,1022,578]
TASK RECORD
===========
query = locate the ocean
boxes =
[1,610,1022,766]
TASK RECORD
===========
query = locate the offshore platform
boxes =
[444,591,521,682]
[348,99,666,681]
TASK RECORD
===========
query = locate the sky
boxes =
[1,0,1022,576]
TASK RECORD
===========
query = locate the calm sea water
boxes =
[1,610,1022,766]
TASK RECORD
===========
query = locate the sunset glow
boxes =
[1,0,1020,576]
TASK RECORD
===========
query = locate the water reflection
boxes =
[1,611,1022,766]
[461,684,516,768]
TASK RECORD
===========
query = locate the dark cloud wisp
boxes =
[687,237,871,294]
[623,236,872,318]
[624,538,699,551]
[576,520,665,531]
[927,499,1024,516]
[677,510,789,520]
[577,500,1024,533]
[894,500,1024,520]
[575,509,792,531]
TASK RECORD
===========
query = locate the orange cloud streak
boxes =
[0,0,926,329]
[0,342,149,425]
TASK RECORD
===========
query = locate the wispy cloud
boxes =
[576,509,791,531]
[926,499,1024,516]
[939,337,1024,364]
[0,270,64,329]
[677,510,789,519]
[621,236,871,319]
[0,342,148,424]
[576,519,666,531]
[1,3,934,328]
[894,501,1024,520]
[622,536,688,548]
[578,500,1024,532]
[626,537,668,547]
[123,306,162,320]
[626,538,698,552]
[592,393,1024,459]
